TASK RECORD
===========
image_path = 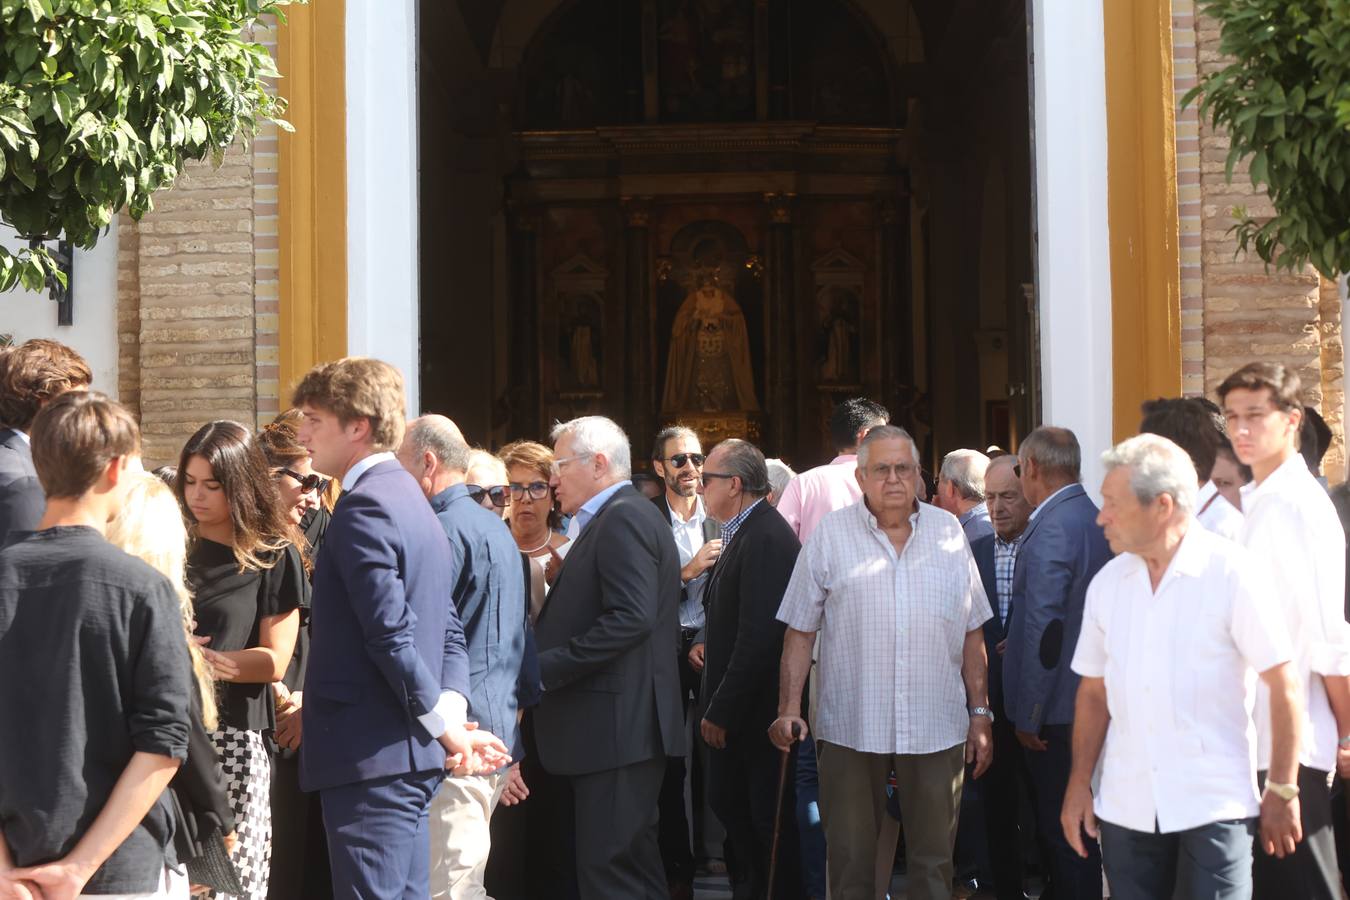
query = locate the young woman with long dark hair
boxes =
[177,421,308,900]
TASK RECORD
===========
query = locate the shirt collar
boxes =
[429,482,471,513]
[1029,483,1077,521]
[1121,521,1207,583]
[859,496,922,534]
[12,430,29,446]
[1241,452,1310,507]
[342,451,396,491]
[994,531,1023,551]
[830,454,857,466]
[719,498,762,546]
[958,502,988,526]
[669,495,706,528]
[576,480,629,534]
[1197,479,1219,506]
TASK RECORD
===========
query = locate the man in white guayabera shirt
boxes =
[1219,362,1350,900]
[771,424,993,900]
[1060,434,1302,900]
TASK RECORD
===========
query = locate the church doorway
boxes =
[417,0,1035,469]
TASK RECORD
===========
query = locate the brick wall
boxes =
[1186,8,1345,481]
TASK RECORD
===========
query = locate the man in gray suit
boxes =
[1003,426,1111,900]
[0,339,91,546]
[536,415,685,899]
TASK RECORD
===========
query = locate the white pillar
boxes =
[1031,0,1115,496]
[345,0,421,412]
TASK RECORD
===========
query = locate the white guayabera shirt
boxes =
[777,499,991,755]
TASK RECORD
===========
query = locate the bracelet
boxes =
[1339,734,1350,749]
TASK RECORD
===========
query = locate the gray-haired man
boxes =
[938,449,994,543]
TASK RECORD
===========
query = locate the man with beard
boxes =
[651,425,722,898]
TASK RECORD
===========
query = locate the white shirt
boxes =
[1071,525,1291,833]
[777,499,992,755]
[669,497,710,629]
[1195,480,1244,541]
[1242,454,1350,772]
[341,450,467,735]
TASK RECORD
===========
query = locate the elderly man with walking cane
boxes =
[771,425,994,900]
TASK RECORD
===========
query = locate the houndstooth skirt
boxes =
[206,727,271,900]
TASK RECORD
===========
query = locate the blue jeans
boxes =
[794,734,828,898]
[1099,817,1255,900]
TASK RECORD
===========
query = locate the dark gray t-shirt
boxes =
[0,527,191,894]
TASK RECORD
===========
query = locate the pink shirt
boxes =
[775,455,863,542]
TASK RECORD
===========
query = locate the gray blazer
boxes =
[0,430,42,548]
[1002,484,1111,733]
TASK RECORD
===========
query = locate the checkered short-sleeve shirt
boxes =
[777,499,993,755]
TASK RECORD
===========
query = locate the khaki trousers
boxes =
[816,741,965,900]
[429,770,507,900]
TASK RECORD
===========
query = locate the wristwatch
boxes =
[969,706,995,722]
[1265,781,1300,801]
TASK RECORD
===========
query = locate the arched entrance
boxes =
[417,0,1035,467]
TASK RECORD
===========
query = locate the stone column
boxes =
[509,207,541,438]
[623,198,655,447]
[765,192,798,457]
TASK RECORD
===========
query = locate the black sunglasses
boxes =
[664,453,706,469]
[467,484,511,508]
[509,481,552,501]
[277,468,327,495]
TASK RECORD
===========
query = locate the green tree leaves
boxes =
[0,0,299,293]
[1184,0,1350,280]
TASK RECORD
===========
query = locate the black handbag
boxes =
[184,827,244,896]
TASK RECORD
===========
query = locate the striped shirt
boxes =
[777,499,992,755]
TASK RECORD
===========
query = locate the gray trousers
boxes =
[1099,817,1255,900]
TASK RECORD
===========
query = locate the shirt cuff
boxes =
[1308,641,1350,677]
[415,690,469,739]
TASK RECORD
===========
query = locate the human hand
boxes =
[223,831,237,856]
[544,546,563,586]
[995,638,1007,656]
[1016,729,1047,752]
[1260,790,1303,858]
[1337,743,1350,780]
[683,540,722,581]
[701,718,727,749]
[966,717,993,778]
[275,691,303,750]
[0,869,39,900]
[7,858,95,900]
[443,723,512,776]
[202,648,240,681]
[1061,780,1098,858]
[688,643,706,672]
[768,716,807,752]
[498,763,529,807]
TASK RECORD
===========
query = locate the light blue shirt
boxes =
[575,480,630,535]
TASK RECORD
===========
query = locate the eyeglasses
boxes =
[867,462,918,481]
[700,472,737,486]
[509,481,552,501]
[467,484,511,508]
[663,453,705,469]
[549,453,592,477]
[276,468,327,495]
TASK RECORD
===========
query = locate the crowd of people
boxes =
[0,336,1348,900]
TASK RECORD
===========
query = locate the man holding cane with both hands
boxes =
[770,425,994,900]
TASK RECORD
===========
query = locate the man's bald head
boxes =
[403,415,470,473]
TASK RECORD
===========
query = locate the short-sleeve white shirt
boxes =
[776,499,992,755]
[1071,524,1291,833]
[1242,454,1350,772]
[1195,480,1244,542]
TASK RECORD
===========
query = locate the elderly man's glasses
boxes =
[276,468,327,495]
[664,453,705,469]
[509,481,551,501]
[549,453,592,477]
[868,462,917,481]
[467,484,511,508]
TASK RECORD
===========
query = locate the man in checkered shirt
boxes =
[771,425,995,900]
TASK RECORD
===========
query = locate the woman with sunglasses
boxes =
[177,421,308,900]
[499,440,571,599]
[255,415,333,900]
[466,448,512,518]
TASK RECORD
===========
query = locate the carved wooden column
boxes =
[877,193,911,424]
[509,207,541,437]
[623,198,655,448]
[765,192,798,456]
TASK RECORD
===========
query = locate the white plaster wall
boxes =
[1031,0,1114,497]
[0,224,119,397]
[346,0,421,413]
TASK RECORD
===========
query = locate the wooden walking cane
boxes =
[766,722,802,899]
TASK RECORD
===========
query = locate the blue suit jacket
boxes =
[969,534,1006,713]
[0,430,42,548]
[428,483,529,763]
[299,460,470,792]
[1002,484,1111,733]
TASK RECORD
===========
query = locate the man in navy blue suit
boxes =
[294,358,509,900]
[1003,427,1112,900]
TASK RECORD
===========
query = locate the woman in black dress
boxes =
[257,412,333,900]
[178,421,308,900]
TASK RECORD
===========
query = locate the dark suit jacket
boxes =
[1002,484,1111,733]
[300,460,470,792]
[970,534,1006,714]
[699,501,799,736]
[533,483,685,776]
[429,483,529,761]
[0,430,42,547]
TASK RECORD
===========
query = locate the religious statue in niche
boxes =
[662,267,760,413]
[559,293,603,390]
[658,0,754,121]
[817,287,861,384]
